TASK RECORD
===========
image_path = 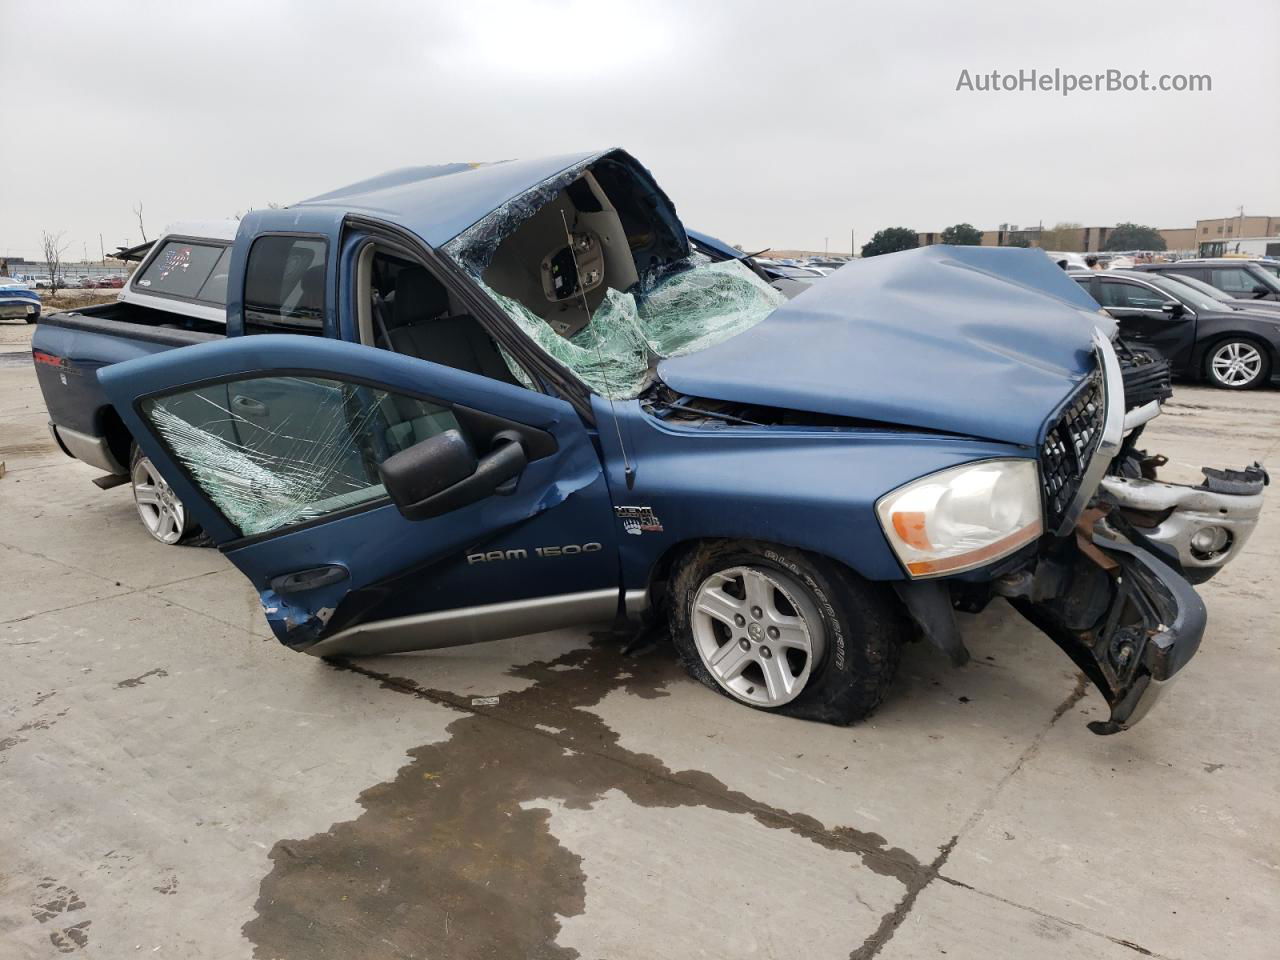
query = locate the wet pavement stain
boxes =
[114,667,168,689]
[244,629,923,960]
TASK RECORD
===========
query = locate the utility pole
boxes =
[851,228,856,258]
[99,233,105,265]
[824,237,829,255]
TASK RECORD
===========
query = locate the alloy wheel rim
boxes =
[1211,342,1262,386]
[691,565,825,708]
[132,456,185,544]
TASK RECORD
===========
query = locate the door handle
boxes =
[270,564,349,595]
[231,394,268,417]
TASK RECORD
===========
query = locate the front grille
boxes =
[1041,371,1105,530]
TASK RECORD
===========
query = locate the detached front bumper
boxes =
[1100,463,1267,582]
[1010,531,1205,734]
[894,522,1207,733]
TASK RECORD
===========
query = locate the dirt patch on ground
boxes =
[0,321,38,351]
[38,290,120,310]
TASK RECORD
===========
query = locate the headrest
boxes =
[393,268,451,327]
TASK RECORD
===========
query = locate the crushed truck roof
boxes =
[296,150,629,248]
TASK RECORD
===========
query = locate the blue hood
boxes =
[657,246,1113,447]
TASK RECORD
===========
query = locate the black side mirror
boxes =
[1161,301,1186,318]
[379,428,526,521]
[1252,285,1270,299]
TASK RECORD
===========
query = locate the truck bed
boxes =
[32,302,225,475]
[39,300,226,345]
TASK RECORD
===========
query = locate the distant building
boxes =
[1196,214,1280,241]
[1195,214,1280,257]
[1158,228,1197,252]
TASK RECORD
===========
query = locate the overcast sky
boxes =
[2,0,1277,259]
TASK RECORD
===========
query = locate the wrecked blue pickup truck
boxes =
[32,149,1267,732]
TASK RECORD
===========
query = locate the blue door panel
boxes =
[318,479,617,632]
[98,335,616,649]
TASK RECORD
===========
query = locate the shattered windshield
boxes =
[472,258,784,398]
[441,153,784,399]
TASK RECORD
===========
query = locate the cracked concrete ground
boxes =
[2,321,1278,959]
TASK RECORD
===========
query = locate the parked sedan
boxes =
[1073,269,1280,389]
[1136,259,1280,303]
[1151,271,1280,317]
[0,278,41,323]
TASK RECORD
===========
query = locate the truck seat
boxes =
[383,268,517,385]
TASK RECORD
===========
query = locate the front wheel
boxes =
[669,540,905,724]
[1205,339,1269,389]
[129,444,201,545]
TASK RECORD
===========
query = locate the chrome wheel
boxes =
[690,565,825,708]
[1210,341,1263,387]
[131,455,186,544]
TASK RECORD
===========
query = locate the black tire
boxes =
[128,443,210,546]
[26,314,39,324]
[669,540,905,725]
[1203,338,1270,390]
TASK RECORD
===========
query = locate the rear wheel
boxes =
[1205,339,1269,389]
[129,444,202,546]
[669,540,904,724]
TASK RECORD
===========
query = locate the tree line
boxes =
[860,221,1168,257]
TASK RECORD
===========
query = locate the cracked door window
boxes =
[139,376,458,536]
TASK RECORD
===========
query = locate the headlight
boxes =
[876,459,1042,578]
